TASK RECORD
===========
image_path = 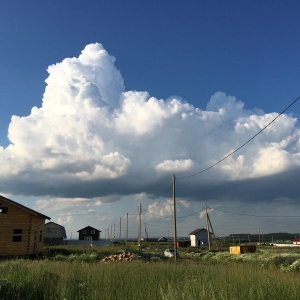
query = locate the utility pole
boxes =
[114,223,115,240]
[206,206,211,250]
[206,208,219,250]
[126,213,128,250]
[173,174,178,261]
[138,203,142,251]
[111,225,113,240]
[205,206,219,250]
[144,223,148,242]
[119,217,122,242]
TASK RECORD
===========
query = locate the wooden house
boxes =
[44,221,67,245]
[78,226,101,241]
[189,228,213,247]
[0,195,50,257]
[229,245,257,255]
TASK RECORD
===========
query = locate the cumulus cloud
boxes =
[57,215,73,225]
[146,199,194,220]
[155,159,194,173]
[0,42,300,210]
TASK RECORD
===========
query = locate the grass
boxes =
[1,245,300,299]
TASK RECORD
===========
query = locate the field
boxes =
[1,243,300,300]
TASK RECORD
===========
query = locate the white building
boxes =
[189,228,213,247]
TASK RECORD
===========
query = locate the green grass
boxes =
[1,245,300,299]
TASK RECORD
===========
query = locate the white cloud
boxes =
[199,207,213,219]
[252,144,295,177]
[0,42,299,209]
[146,198,193,220]
[35,197,91,212]
[155,159,194,173]
[57,215,73,225]
[147,199,174,218]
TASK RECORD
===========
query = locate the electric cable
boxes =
[177,95,300,180]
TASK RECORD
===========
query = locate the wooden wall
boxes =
[0,199,46,256]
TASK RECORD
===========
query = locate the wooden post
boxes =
[206,206,211,250]
[173,174,178,261]
[119,217,121,242]
[126,213,128,250]
[207,211,219,250]
[138,203,141,250]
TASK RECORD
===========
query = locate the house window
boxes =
[39,230,43,241]
[13,229,23,242]
[82,230,87,234]
[91,230,95,234]
[84,236,92,241]
[0,207,8,213]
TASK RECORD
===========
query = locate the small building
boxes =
[229,245,257,255]
[189,228,213,247]
[44,222,67,245]
[0,195,50,257]
[78,226,101,241]
[177,240,191,248]
[292,238,300,245]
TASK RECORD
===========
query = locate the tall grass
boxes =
[1,258,300,300]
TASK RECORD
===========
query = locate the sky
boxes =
[1,1,300,239]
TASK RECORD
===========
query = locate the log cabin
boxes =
[0,195,50,257]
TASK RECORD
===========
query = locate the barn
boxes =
[78,226,101,241]
[0,195,50,257]
[44,221,67,245]
[189,228,213,247]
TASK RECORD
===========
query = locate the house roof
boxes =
[0,195,50,220]
[293,238,300,242]
[45,221,64,228]
[77,226,101,232]
[189,228,210,235]
[45,221,67,238]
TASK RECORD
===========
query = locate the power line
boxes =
[144,223,172,228]
[176,207,206,219]
[142,206,206,219]
[211,207,300,218]
[128,206,139,216]
[177,94,300,180]
[142,208,173,219]
[149,183,173,209]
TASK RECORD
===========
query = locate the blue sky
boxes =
[1,1,300,239]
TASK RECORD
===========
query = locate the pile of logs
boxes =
[102,252,141,262]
